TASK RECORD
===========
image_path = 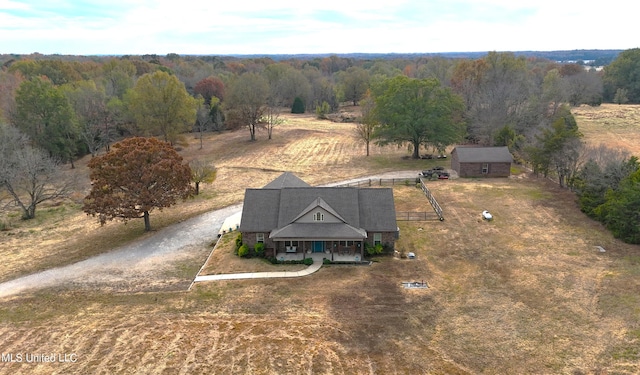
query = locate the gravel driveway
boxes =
[0,171,419,298]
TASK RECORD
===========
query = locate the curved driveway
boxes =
[0,171,419,298]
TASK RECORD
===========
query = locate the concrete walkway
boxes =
[193,259,322,282]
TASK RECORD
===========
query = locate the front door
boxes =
[312,241,324,253]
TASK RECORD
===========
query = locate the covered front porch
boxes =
[274,239,365,263]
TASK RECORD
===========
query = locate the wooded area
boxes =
[1,49,640,242]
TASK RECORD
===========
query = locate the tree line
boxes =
[0,49,631,156]
[2,50,640,240]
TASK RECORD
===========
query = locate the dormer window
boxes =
[314,211,324,221]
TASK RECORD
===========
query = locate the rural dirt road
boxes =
[0,171,419,299]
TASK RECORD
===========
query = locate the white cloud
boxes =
[0,0,637,54]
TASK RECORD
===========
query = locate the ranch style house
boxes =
[239,172,398,261]
[451,146,513,178]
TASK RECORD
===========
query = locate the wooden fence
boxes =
[335,178,420,188]
[420,179,444,221]
[335,177,445,221]
[396,211,432,221]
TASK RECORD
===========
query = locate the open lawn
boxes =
[0,105,639,374]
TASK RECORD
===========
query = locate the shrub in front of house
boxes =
[254,242,265,257]
[237,244,249,257]
[266,257,313,265]
[382,242,394,254]
[303,257,313,266]
[365,243,384,256]
[235,232,243,252]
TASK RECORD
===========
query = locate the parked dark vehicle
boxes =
[419,168,449,180]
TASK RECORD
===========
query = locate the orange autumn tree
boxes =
[83,137,193,231]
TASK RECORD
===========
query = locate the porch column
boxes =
[331,241,335,261]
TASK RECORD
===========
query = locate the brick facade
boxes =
[241,231,396,257]
[451,146,512,178]
[456,162,511,178]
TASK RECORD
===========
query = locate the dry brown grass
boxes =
[1,105,639,374]
[1,176,638,374]
[573,103,640,156]
[0,109,426,283]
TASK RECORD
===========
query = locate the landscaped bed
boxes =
[199,232,308,275]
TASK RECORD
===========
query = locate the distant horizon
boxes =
[2,48,625,59]
[1,1,638,56]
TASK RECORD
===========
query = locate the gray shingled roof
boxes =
[263,172,310,188]
[239,174,397,237]
[270,223,367,240]
[453,146,513,163]
[290,197,347,223]
[275,188,361,228]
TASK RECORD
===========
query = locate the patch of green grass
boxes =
[0,289,87,324]
[519,187,553,200]
[623,255,640,265]
[609,345,640,361]
[367,153,451,171]
[163,261,203,279]
[510,164,526,175]
[0,288,203,324]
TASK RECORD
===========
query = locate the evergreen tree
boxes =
[597,168,640,244]
[291,96,305,114]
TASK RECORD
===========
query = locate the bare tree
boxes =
[453,52,533,145]
[551,137,584,188]
[0,125,73,219]
[195,100,212,150]
[563,70,603,106]
[64,80,113,157]
[583,143,630,169]
[224,72,269,141]
[261,106,283,140]
[354,94,378,156]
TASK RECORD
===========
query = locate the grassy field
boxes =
[573,103,640,156]
[0,104,639,374]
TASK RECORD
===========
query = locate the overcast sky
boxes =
[1,0,637,55]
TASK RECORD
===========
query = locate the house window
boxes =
[373,233,382,246]
[482,163,489,174]
[284,240,298,252]
[256,233,264,243]
[314,211,324,221]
